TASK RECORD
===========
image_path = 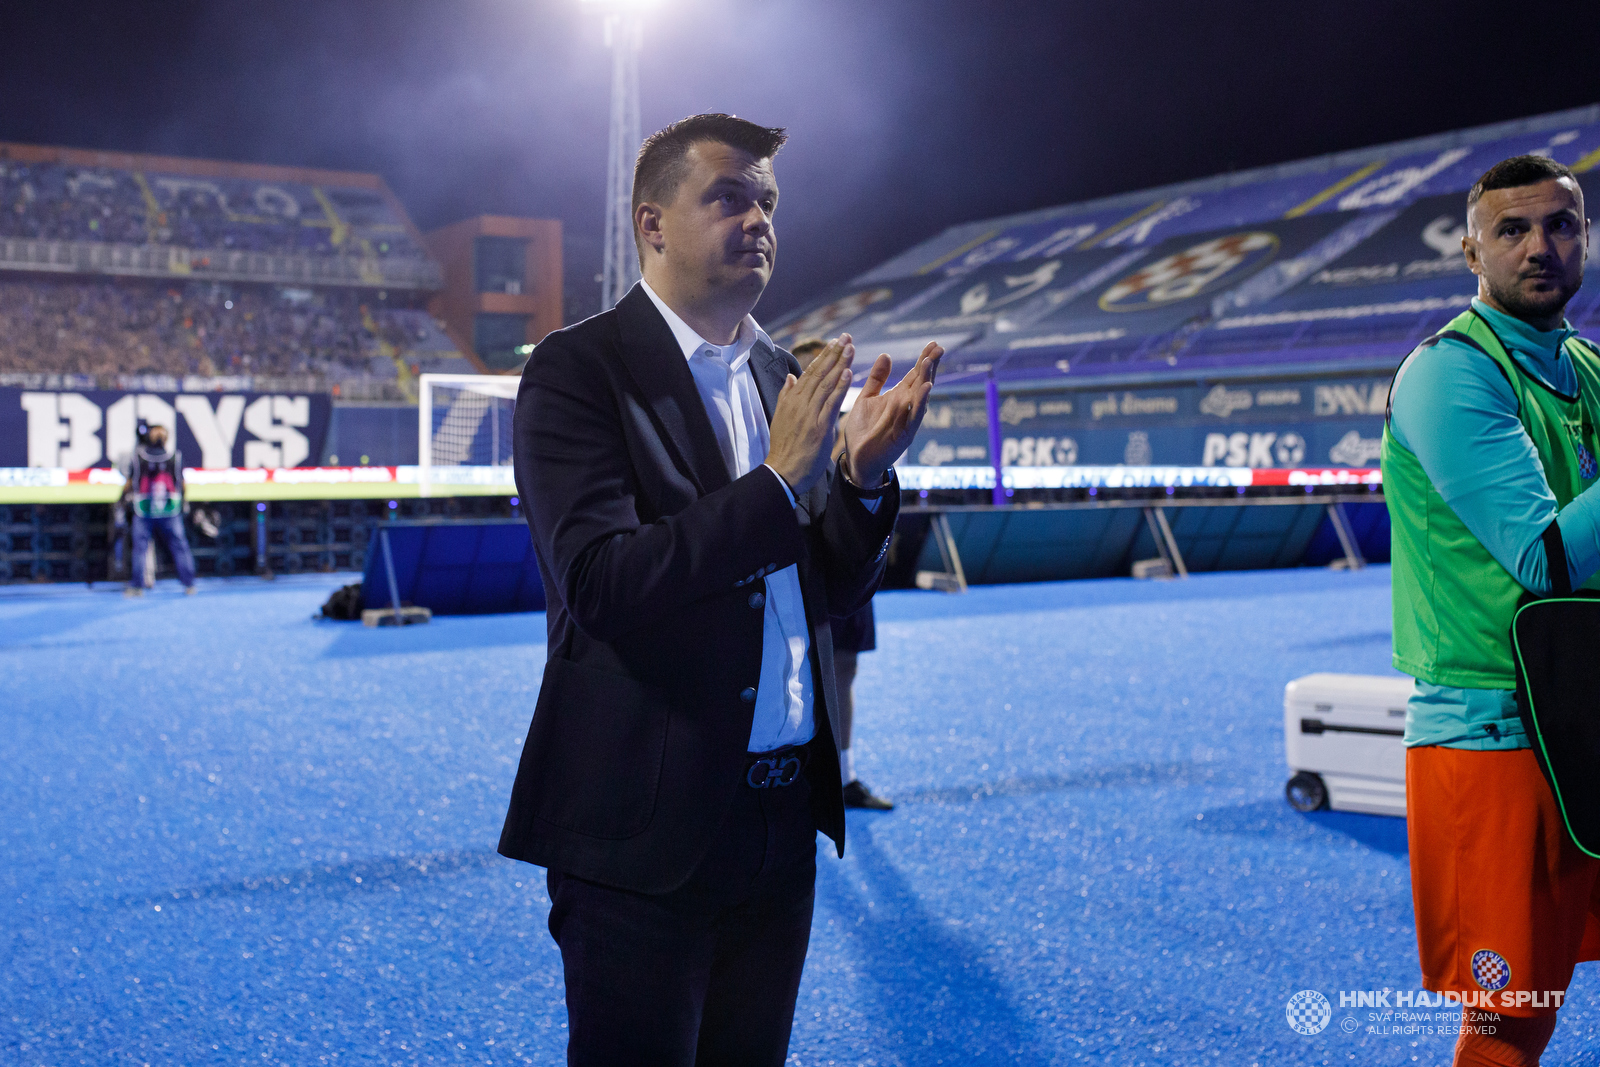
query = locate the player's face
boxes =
[656,141,778,305]
[1465,177,1588,327]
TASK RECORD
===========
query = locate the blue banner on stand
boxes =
[906,374,1392,470]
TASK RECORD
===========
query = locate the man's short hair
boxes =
[789,338,826,359]
[632,114,787,258]
[1468,155,1578,208]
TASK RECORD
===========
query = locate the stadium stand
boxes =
[771,104,1600,387]
[0,154,426,258]
[765,104,1600,476]
[0,142,482,402]
[0,278,469,382]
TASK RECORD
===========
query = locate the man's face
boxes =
[148,426,168,448]
[651,141,778,302]
[1464,177,1588,324]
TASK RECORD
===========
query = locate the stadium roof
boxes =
[768,103,1600,392]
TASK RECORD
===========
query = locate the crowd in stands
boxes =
[0,160,426,259]
[368,308,459,362]
[0,278,455,380]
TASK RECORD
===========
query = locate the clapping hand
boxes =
[838,339,943,487]
[765,335,855,496]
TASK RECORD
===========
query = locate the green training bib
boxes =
[1384,308,1600,689]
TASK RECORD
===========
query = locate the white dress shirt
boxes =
[641,282,815,752]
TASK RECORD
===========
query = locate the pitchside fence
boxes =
[0,461,1384,586]
[888,466,1385,591]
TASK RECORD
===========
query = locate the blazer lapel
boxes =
[751,339,825,524]
[614,285,731,495]
[750,339,790,423]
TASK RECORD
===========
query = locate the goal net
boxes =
[418,373,520,489]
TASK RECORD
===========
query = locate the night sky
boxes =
[3,0,1597,324]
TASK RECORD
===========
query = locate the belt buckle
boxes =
[747,753,802,788]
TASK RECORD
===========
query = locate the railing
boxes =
[330,379,417,403]
[0,236,442,290]
[893,465,1384,590]
[0,464,1384,584]
[0,370,414,403]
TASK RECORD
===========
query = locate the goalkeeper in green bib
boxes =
[1385,155,1600,1065]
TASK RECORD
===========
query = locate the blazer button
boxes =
[739,687,757,703]
[748,591,765,610]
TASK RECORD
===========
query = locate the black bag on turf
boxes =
[320,582,365,621]
[1510,523,1600,858]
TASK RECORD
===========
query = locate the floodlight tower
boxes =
[586,0,648,310]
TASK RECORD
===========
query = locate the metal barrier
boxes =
[0,480,1381,589]
[0,235,442,290]
[906,490,1384,591]
[0,496,520,584]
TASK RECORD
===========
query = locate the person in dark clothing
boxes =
[498,114,941,1065]
[119,422,196,596]
[792,338,895,811]
[830,600,892,809]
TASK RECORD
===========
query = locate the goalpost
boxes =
[417,373,520,497]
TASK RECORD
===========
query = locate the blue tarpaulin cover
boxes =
[362,520,544,615]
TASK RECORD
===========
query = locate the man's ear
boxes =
[1462,227,1482,277]
[636,202,665,256]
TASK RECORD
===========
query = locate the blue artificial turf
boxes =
[4,567,1597,1066]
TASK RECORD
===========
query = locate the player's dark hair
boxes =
[789,338,826,358]
[632,114,786,259]
[1468,155,1577,207]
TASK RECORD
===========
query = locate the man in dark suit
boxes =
[499,113,942,1066]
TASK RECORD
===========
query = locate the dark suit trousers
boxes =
[546,766,818,1067]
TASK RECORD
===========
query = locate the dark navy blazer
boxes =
[498,284,897,894]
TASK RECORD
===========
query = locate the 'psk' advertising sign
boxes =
[2,387,332,469]
[903,375,1392,471]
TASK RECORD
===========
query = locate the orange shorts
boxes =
[1407,745,1600,1016]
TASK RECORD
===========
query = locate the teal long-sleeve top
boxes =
[1388,298,1600,749]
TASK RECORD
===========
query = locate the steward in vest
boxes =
[119,422,198,596]
[1385,155,1600,1067]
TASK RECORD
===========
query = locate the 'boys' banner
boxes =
[1,387,332,469]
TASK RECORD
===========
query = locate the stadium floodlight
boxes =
[582,0,650,310]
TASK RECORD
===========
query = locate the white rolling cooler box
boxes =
[1283,673,1411,817]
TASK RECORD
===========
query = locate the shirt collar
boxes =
[641,280,772,367]
[1471,297,1577,363]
